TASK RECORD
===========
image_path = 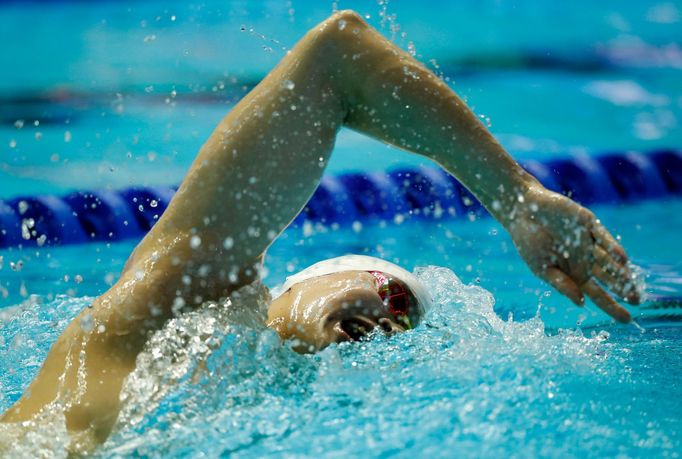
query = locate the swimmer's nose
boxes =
[332,315,404,342]
[377,317,405,334]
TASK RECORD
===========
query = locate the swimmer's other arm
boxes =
[333,11,641,321]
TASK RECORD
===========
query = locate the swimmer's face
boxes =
[267,271,418,353]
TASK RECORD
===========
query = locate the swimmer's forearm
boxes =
[431,139,541,226]
[338,13,541,225]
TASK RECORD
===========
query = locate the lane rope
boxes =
[0,149,680,249]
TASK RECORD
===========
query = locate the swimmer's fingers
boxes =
[544,267,584,306]
[591,222,627,264]
[581,278,632,324]
[592,247,641,305]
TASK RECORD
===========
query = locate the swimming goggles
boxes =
[368,270,418,330]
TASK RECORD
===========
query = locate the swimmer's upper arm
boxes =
[1,231,261,451]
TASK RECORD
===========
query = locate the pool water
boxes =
[2,266,681,457]
[1,0,682,457]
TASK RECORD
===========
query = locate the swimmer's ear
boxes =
[544,267,584,306]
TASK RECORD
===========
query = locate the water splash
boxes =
[0,268,678,457]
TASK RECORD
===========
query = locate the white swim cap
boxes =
[272,254,432,314]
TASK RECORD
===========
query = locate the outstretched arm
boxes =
[2,9,638,451]
[329,12,641,320]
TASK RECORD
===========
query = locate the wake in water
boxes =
[0,266,668,458]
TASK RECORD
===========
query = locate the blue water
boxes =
[1,0,682,457]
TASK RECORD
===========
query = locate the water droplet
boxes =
[223,237,234,250]
[74,274,84,284]
[337,19,347,30]
[10,260,24,272]
[150,200,158,208]
[302,221,314,237]
[80,313,94,333]
[282,80,295,90]
[64,131,72,142]
[18,200,28,214]
[190,235,202,249]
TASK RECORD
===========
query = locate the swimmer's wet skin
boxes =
[267,255,431,352]
[0,10,641,454]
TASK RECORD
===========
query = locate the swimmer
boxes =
[0,10,640,452]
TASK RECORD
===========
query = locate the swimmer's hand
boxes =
[503,186,641,323]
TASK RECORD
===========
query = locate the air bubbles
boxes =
[223,237,234,250]
[337,19,347,30]
[150,200,158,208]
[282,80,295,90]
[64,131,72,143]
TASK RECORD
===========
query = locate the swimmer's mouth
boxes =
[334,316,405,342]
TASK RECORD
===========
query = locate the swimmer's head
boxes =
[266,255,431,352]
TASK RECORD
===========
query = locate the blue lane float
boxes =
[0,149,680,249]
